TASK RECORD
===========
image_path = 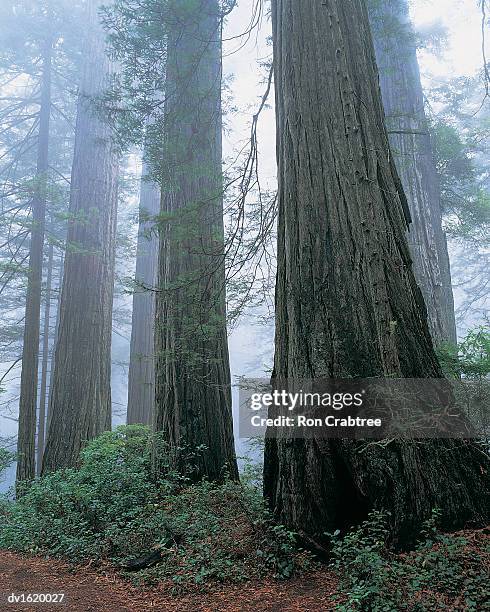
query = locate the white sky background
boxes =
[413,0,485,76]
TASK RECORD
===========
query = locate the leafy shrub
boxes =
[0,426,305,591]
[437,327,490,435]
[329,510,401,611]
[412,510,490,611]
[0,447,12,479]
[329,509,490,611]
[437,327,490,380]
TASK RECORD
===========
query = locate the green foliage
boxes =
[0,426,305,591]
[329,510,490,611]
[101,0,237,152]
[0,447,12,479]
[427,75,489,325]
[132,481,301,589]
[437,327,490,379]
[431,119,489,245]
[329,511,398,611]
[437,327,490,433]
[238,438,265,493]
[100,0,171,158]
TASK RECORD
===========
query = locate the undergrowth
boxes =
[329,509,490,611]
[0,426,307,592]
[0,427,488,606]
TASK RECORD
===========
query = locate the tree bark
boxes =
[369,0,456,346]
[16,38,52,491]
[45,253,64,436]
[153,0,238,481]
[42,0,119,472]
[127,162,159,426]
[264,0,489,546]
[36,240,54,475]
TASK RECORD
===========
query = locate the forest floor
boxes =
[2,527,489,611]
[0,551,339,611]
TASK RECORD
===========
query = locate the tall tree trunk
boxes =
[42,0,119,473]
[36,240,54,475]
[127,162,159,426]
[263,0,488,546]
[153,0,238,481]
[369,0,457,346]
[45,253,63,436]
[16,39,52,490]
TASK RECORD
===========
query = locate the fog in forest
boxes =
[0,0,488,490]
[0,1,488,607]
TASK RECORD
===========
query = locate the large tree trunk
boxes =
[263,0,489,546]
[369,0,456,346]
[42,0,118,473]
[127,162,159,426]
[16,39,52,490]
[153,0,238,481]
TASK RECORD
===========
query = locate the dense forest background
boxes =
[1,0,488,490]
[0,0,488,608]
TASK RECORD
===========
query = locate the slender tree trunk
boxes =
[16,39,52,490]
[42,0,119,472]
[36,240,54,475]
[45,253,63,436]
[153,0,238,481]
[369,0,456,346]
[263,0,489,546]
[127,162,159,426]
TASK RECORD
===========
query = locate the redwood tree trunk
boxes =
[16,39,52,490]
[263,0,488,546]
[369,0,456,346]
[36,240,54,475]
[127,162,159,426]
[45,253,64,436]
[153,0,238,481]
[42,0,119,472]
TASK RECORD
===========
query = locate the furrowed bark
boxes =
[45,253,64,436]
[153,0,238,481]
[264,0,489,546]
[42,0,119,472]
[369,0,456,345]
